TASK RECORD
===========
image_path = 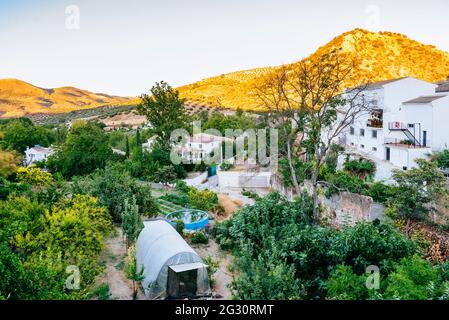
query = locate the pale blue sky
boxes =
[1,0,448,96]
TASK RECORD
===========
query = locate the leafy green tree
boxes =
[153,165,177,186]
[48,121,112,178]
[392,159,447,220]
[125,135,130,159]
[122,196,144,247]
[72,163,159,222]
[0,118,55,154]
[137,81,188,151]
[434,149,449,169]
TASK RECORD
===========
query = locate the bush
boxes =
[188,187,219,211]
[191,231,209,244]
[343,159,375,178]
[175,220,185,236]
[368,182,396,204]
[72,163,159,222]
[324,171,369,197]
[242,190,259,200]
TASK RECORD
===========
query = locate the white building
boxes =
[177,133,233,164]
[342,77,449,180]
[24,145,54,166]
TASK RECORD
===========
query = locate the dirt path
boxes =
[96,227,146,300]
[193,239,234,299]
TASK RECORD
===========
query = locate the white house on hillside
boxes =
[178,133,233,164]
[142,133,234,164]
[24,145,54,166]
[341,77,449,180]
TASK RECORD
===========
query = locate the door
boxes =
[386,147,390,161]
[167,268,198,298]
[423,131,427,147]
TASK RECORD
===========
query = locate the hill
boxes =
[178,29,449,110]
[0,79,138,118]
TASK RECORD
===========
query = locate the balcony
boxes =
[367,109,383,128]
[388,122,407,130]
[384,137,429,149]
[367,118,383,128]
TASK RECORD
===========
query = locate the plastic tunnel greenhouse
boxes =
[136,220,211,299]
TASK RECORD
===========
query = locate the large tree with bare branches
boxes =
[256,48,371,224]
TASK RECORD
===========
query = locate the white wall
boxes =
[431,96,449,151]
[217,171,272,189]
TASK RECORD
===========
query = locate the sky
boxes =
[1,0,449,97]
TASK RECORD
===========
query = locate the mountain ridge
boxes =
[0,78,138,118]
[177,29,449,110]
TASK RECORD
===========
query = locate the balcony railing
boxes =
[384,137,429,148]
[388,121,408,130]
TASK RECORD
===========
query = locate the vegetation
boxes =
[0,117,55,153]
[191,231,209,244]
[72,163,159,222]
[137,81,188,151]
[124,244,145,300]
[47,121,112,178]
[214,192,449,300]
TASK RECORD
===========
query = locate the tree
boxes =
[153,165,177,187]
[48,121,112,178]
[124,244,145,300]
[121,196,144,248]
[0,118,55,154]
[392,159,447,221]
[256,50,370,224]
[0,149,19,178]
[125,135,130,159]
[71,163,159,222]
[137,81,188,152]
[433,149,449,170]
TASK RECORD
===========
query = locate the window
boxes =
[350,126,354,135]
[361,144,365,149]
[372,130,377,138]
[372,147,377,152]
[360,129,365,137]
[351,143,354,146]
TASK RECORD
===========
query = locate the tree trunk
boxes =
[286,138,302,196]
[132,281,137,300]
[286,137,311,225]
[311,166,320,225]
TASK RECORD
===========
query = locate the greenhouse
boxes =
[136,220,211,299]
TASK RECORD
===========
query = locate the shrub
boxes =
[324,171,369,197]
[175,220,185,236]
[191,231,209,244]
[343,159,375,178]
[188,187,219,212]
[368,182,396,204]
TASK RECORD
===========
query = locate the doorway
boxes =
[167,267,198,298]
[423,131,427,147]
[386,147,390,161]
